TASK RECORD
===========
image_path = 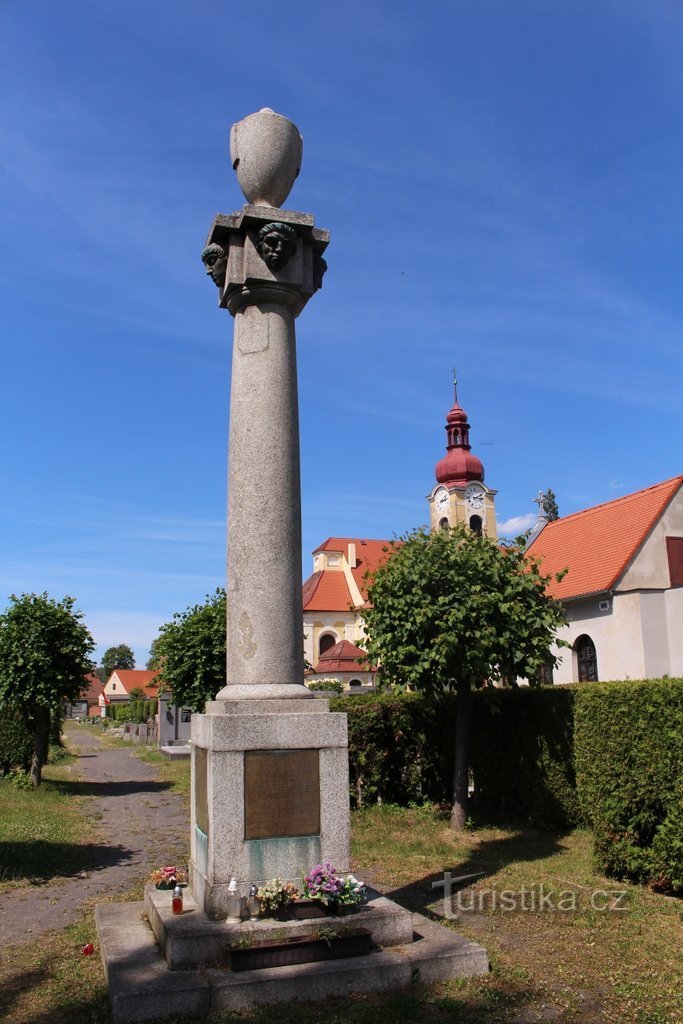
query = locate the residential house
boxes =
[103,669,160,704]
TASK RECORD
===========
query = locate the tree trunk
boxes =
[30,708,49,788]
[450,679,471,830]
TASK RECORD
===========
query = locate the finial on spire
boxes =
[452,366,458,404]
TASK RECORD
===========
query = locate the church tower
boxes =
[428,375,497,537]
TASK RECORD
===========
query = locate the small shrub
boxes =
[308,680,344,693]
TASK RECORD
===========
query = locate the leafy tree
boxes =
[100,643,135,681]
[0,593,96,786]
[540,488,560,521]
[362,525,567,830]
[146,636,161,670]
[128,686,146,700]
[148,589,226,710]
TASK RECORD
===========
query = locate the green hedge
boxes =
[575,677,683,894]
[332,679,683,894]
[106,698,157,723]
[0,712,33,774]
[330,693,428,807]
[330,687,578,825]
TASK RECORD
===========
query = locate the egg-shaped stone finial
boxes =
[230,109,303,208]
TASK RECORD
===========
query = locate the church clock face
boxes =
[465,484,485,510]
[435,488,450,514]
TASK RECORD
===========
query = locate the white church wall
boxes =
[553,592,646,683]
[664,587,683,676]
[618,490,683,592]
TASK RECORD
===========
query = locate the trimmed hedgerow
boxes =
[574,677,683,894]
[106,698,157,723]
[470,686,580,828]
[331,687,579,825]
[0,712,33,775]
[330,692,428,808]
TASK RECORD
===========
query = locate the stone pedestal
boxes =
[190,699,350,919]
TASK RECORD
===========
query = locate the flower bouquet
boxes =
[257,878,299,918]
[301,862,344,907]
[149,865,188,890]
[335,873,367,908]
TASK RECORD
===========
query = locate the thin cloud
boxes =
[497,513,536,536]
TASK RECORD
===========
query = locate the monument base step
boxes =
[145,885,414,969]
[96,900,488,1024]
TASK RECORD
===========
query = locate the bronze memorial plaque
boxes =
[244,749,320,839]
[194,746,209,835]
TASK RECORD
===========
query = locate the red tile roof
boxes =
[527,476,683,601]
[80,673,103,701]
[302,570,354,612]
[315,640,370,673]
[310,537,392,604]
[109,669,160,697]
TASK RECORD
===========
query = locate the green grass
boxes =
[0,754,100,890]
[2,757,681,1024]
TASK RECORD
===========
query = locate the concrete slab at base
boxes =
[159,745,191,759]
[98,900,488,1023]
[95,904,210,1024]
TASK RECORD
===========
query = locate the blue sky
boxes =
[1,0,682,666]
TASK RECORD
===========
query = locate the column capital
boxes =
[202,206,329,318]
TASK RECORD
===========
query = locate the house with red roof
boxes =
[80,673,105,717]
[526,476,683,683]
[103,669,160,704]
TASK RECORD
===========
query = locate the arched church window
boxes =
[439,517,449,532]
[319,633,337,658]
[469,515,483,536]
[576,635,598,682]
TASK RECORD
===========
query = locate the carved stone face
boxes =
[201,243,228,287]
[256,223,297,270]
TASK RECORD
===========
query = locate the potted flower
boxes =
[256,878,299,919]
[301,862,344,907]
[334,873,367,913]
[149,866,188,890]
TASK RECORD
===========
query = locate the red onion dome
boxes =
[435,448,484,488]
[434,381,485,488]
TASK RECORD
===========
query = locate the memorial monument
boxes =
[190,108,349,918]
[96,109,487,1021]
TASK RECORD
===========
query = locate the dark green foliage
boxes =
[307,680,344,693]
[470,686,580,827]
[332,687,579,824]
[100,644,135,679]
[330,693,428,807]
[540,488,560,521]
[574,677,683,894]
[0,593,95,786]
[0,712,33,775]
[362,524,567,828]
[106,699,157,723]
[148,589,226,710]
[363,525,566,693]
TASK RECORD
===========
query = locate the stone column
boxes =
[201,111,328,702]
[191,110,348,919]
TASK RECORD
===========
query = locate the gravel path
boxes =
[0,723,188,949]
